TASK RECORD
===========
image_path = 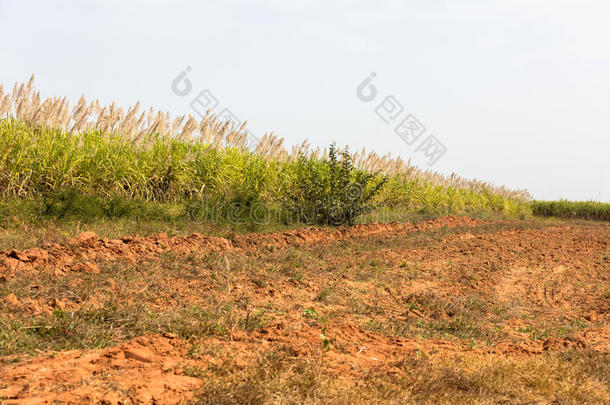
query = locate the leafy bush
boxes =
[281,144,387,226]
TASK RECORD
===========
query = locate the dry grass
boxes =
[190,349,610,404]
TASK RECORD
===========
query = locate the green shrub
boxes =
[281,144,387,226]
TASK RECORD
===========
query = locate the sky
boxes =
[1,0,608,201]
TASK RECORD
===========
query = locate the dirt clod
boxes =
[69,231,99,247]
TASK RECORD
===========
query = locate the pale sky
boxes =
[1,0,608,201]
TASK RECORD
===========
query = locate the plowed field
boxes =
[1,216,608,404]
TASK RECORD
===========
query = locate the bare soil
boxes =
[0,216,608,404]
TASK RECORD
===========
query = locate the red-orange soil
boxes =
[0,216,608,404]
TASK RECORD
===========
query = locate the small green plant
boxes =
[303,308,318,319]
[320,333,332,352]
